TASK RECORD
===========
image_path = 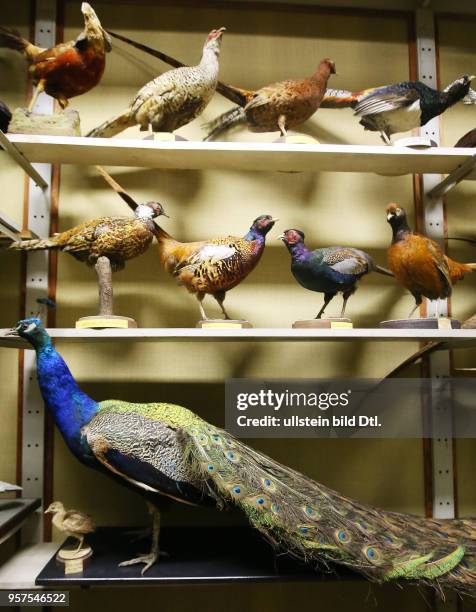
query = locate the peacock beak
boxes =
[5,327,19,336]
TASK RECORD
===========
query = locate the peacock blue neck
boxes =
[34,336,99,462]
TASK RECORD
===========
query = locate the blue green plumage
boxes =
[12,318,476,592]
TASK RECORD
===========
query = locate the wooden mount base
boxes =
[393,136,437,149]
[9,107,81,136]
[196,319,253,329]
[142,132,188,142]
[379,317,461,330]
[274,134,319,145]
[76,315,137,329]
[293,318,353,329]
[56,545,92,575]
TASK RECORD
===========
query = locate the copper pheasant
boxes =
[156,215,277,320]
[88,28,225,138]
[0,3,111,112]
[204,58,335,140]
[10,202,166,270]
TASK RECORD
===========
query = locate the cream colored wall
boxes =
[437,16,476,520]
[0,2,30,487]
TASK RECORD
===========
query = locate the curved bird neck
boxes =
[287,241,311,262]
[390,217,412,243]
[199,45,220,78]
[310,63,332,88]
[33,336,99,460]
[244,227,266,244]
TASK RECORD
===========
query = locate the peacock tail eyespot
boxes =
[383,534,404,549]
[261,477,276,491]
[297,525,315,539]
[363,545,383,565]
[224,450,240,463]
[197,433,209,446]
[302,505,320,519]
[334,529,352,545]
[227,483,246,498]
[204,463,215,473]
[211,434,223,446]
[271,502,280,514]
[246,494,270,509]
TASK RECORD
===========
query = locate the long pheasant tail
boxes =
[203,106,246,141]
[320,88,359,109]
[87,110,135,138]
[373,264,394,277]
[187,422,476,594]
[9,238,58,251]
[0,27,30,54]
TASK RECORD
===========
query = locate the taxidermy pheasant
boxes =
[204,59,336,140]
[156,215,276,320]
[45,501,95,553]
[8,318,476,590]
[321,76,474,143]
[386,203,476,318]
[455,128,476,148]
[279,229,392,319]
[87,28,225,138]
[0,100,11,132]
[0,3,111,112]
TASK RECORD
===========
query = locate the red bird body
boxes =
[0,3,111,110]
[386,203,475,317]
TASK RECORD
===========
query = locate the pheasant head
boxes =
[203,27,226,57]
[80,2,112,52]
[134,201,168,220]
[246,214,278,240]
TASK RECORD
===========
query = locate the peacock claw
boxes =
[119,552,157,574]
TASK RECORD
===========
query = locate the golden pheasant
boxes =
[204,58,336,140]
[386,203,476,318]
[0,3,111,112]
[156,215,277,320]
[87,28,225,138]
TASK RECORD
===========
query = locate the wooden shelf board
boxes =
[0,327,474,348]
[6,135,476,177]
[0,498,41,544]
[0,543,58,590]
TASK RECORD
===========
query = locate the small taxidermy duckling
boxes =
[45,501,95,552]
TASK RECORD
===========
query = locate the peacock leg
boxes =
[197,293,208,320]
[316,293,335,319]
[119,505,161,575]
[95,256,114,317]
[278,115,287,137]
[27,79,46,113]
[340,292,350,318]
[213,291,231,319]
[73,535,84,553]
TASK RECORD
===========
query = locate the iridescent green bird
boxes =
[8,318,476,591]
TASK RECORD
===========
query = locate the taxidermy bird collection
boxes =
[7,318,476,591]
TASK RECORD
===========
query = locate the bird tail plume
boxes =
[187,422,476,594]
[0,27,39,60]
[87,110,135,138]
[320,88,359,109]
[203,106,246,141]
[447,258,476,282]
[373,264,394,277]
[9,237,58,251]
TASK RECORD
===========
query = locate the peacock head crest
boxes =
[204,27,226,54]
[278,229,305,246]
[250,215,279,237]
[8,318,50,348]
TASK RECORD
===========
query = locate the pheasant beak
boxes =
[271,217,279,223]
[277,233,285,241]
[387,213,395,221]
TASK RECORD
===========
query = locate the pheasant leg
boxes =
[213,291,231,319]
[119,507,161,575]
[316,293,335,319]
[197,294,208,320]
[340,294,349,318]
[407,301,421,319]
[278,114,287,137]
[28,79,46,113]
[380,130,392,146]
[95,256,114,317]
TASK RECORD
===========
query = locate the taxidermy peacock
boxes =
[9,318,476,592]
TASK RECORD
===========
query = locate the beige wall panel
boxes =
[438,17,476,518]
[0,2,30,484]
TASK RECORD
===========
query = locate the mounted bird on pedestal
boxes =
[9,198,167,327]
[321,76,474,144]
[7,317,476,591]
[383,203,476,328]
[279,229,393,327]
[0,3,111,112]
[87,28,225,138]
[204,59,336,141]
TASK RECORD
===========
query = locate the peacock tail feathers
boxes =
[185,421,476,594]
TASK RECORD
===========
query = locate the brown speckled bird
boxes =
[87,28,225,138]
[0,3,111,112]
[10,201,166,270]
[204,58,335,140]
[156,215,277,320]
[386,203,476,318]
[45,501,95,553]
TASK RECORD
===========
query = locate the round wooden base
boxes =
[393,136,437,149]
[197,319,252,329]
[76,315,138,329]
[274,134,319,145]
[293,318,353,329]
[56,545,92,575]
[379,317,461,329]
[143,132,187,142]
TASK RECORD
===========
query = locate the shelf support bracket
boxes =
[427,153,476,199]
[0,130,47,189]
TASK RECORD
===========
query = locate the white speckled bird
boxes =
[87,28,225,137]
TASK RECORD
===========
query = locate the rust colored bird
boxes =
[386,203,476,318]
[87,28,225,138]
[204,59,336,140]
[0,3,111,112]
[156,215,277,320]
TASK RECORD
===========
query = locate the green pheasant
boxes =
[9,318,476,591]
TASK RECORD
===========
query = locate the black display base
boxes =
[379,317,461,329]
[35,526,359,586]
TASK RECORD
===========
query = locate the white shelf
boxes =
[0,543,57,590]
[0,327,475,348]
[5,135,476,178]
